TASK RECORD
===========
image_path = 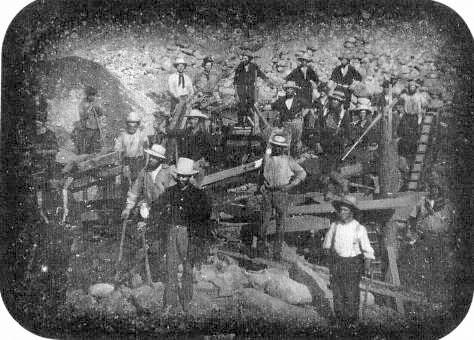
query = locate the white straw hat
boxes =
[144,144,167,159]
[174,157,199,176]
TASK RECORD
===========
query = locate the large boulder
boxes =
[246,267,312,305]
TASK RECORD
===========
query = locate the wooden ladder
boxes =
[407,111,437,191]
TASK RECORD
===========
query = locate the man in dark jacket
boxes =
[271,81,310,156]
[234,52,272,126]
[149,158,212,312]
[285,53,319,105]
[330,55,362,109]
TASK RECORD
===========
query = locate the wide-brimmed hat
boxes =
[297,52,312,62]
[329,90,346,102]
[283,81,300,90]
[354,97,373,112]
[173,57,187,67]
[144,144,167,159]
[174,157,199,176]
[269,134,289,147]
[332,195,360,212]
[185,109,209,119]
[126,111,141,123]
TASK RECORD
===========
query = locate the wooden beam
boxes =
[289,191,425,215]
[201,159,263,187]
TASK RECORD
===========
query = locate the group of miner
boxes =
[29,49,442,326]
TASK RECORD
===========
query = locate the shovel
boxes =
[362,269,374,320]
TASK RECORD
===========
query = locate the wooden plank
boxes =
[76,151,121,173]
[268,215,331,234]
[289,192,425,215]
[201,159,263,187]
[70,165,122,192]
[419,134,429,144]
[387,245,405,315]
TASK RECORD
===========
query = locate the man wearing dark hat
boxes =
[271,81,311,156]
[71,86,104,155]
[285,52,319,105]
[233,52,272,126]
[258,133,306,260]
[330,55,362,109]
[195,56,220,101]
[149,157,212,312]
[323,195,375,326]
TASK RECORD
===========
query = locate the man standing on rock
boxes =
[149,158,212,312]
[234,51,272,126]
[285,52,319,105]
[114,111,149,193]
[271,81,311,156]
[168,56,194,125]
[329,55,362,109]
[323,195,374,327]
[258,134,306,261]
[71,86,105,155]
[121,144,174,221]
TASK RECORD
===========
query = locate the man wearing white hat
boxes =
[168,109,214,172]
[168,56,194,122]
[258,133,306,260]
[114,111,149,188]
[121,144,174,221]
[285,52,319,105]
[271,80,311,156]
[322,195,374,326]
[149,157,212,312]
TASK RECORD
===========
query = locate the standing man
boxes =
[194,56,221,106]
[397,81,428,162]
[258,134,306,260]
[285,52,319,105]
[71,86,104,155]
[234,52,272,126]
[323,195,375,326]
[271,81,310,156]
[30,100,59,223]
[168,56,194,126]
[149,158,212,312]
[121,144,174,221]
[114,111,149,191]
[329,54,362,109]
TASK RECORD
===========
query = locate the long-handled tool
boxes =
[362,269,374,320]
[114,219,129,282]
[140,225,153,286]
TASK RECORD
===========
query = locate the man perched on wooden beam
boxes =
[322,195,375,327]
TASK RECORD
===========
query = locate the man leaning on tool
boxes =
[149,158,212,313]
[322,195,374,327]
[257,133,306,261]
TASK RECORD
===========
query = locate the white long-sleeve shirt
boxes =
[322,219,375,259]
[168,72,194,98]
[114,129,149,158]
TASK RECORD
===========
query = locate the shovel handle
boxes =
[114,219,128,282]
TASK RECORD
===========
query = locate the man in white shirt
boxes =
[168,57,194,127]
[323,195,375,325]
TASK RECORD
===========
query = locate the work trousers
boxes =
[261,190,289,260]
[163,225,209,310]
[236,86,256,126]
[75,127,101,155]
[329,254,364,324]
[283,117,304,156]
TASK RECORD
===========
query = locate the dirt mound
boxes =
[37,56,136,151]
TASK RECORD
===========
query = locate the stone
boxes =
[131,284,164,313]
[88,283,115,298]
[101,289,137,315]
[66,289,99,314]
